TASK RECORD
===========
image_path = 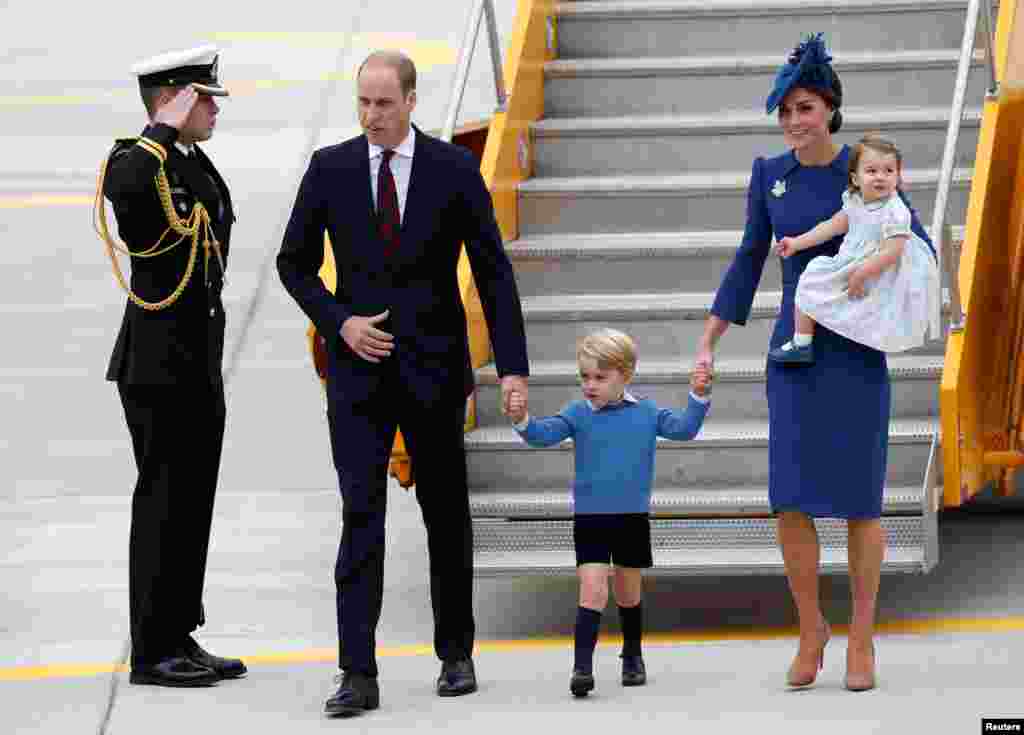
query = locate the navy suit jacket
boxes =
[277,126,529,406]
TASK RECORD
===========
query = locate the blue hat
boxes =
[765,33,841,114]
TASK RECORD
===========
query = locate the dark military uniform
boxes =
[103,121,234,668]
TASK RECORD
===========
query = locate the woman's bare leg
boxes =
[777,512,829,685]
[846,518,884,689]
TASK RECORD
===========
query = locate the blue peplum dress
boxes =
[710,146,934,519]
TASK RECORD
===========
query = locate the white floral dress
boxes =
[794,190,939,353]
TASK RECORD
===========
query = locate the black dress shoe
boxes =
[621,655,647,686]
[324,672,380,718]
[437,658,478,697]
[130,656,219,687]
[182,636,247,679]
[570,668,595,698]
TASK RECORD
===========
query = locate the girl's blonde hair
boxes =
[848,134,903,195]
[577,328,638,381]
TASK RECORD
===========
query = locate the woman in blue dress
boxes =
[693,35,934,692]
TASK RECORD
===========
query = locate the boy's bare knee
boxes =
[612,568,643,607]
[578,565,610,609]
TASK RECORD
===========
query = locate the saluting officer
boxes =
[96,45,245,687]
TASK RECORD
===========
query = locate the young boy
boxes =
[507,328,711,697]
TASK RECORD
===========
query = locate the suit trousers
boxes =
[326,362,474,677]
[117,381,226,666]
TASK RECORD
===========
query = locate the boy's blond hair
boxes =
[576,328,638,382]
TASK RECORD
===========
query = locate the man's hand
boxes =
[153,86,199,131]
[691,363,712,397]
[846,268,869,300]
[507,390,527,424]
[500,375,528,417]
[340,310,393,363]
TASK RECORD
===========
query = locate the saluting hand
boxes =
[340,310,394,363]
[153,86,199,131]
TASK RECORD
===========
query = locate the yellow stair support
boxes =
[942,0,1024,506]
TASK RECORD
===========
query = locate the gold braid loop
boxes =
[94,138,221,311]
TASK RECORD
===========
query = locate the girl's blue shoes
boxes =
[768,341,815,365]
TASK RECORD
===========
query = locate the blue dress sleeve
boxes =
[711,157,774,325]
[516,403,577,447]
[656,395,709,441]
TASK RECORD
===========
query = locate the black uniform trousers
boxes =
[117,380,226,667]
[326,359,473,678]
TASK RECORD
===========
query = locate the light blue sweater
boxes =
[515,395,709,514]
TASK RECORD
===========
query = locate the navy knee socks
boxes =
[574,607,602,673]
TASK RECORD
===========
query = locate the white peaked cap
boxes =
[131,44,228,96]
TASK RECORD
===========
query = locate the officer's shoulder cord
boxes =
[93,136,226,311]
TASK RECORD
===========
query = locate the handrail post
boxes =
[930,0,981,339]
[442,0,486,143]
[483,0,509,112]
[942,223,966,332]
[441,0,508,142]
[980,0,999,99]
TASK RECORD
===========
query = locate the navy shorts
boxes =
[573,513,653,568]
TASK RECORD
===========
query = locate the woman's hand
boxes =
[691,363,712,397]
[846,268,869,299]
[694,345,715,388]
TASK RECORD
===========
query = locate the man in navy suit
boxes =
[277,50,529,717]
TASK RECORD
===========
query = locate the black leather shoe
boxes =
[324,672,380,718]
[621,655,647,686]
[570,668,595,698]
[130,656,219,687]
[437,658,478,697]
[182,636,247,679]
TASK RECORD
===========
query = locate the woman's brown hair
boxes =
[847,135,903,195]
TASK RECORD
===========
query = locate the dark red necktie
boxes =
[377,149,400,256]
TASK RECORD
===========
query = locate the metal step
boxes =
[469,484,927,518]
[532,107,982,177]
[464,418,937,490]
[472,516,932,576]
[507,226,964,297]
[517,290,947,361]
[554,0,971,59]
[474,354,941,424]
[544,50,987,118]
[517,168,971,236]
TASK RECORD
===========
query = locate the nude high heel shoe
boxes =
[787,622,831,688]
[844,641,876,692]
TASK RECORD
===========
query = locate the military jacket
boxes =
[103,123,234,385]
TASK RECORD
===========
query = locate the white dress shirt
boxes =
[368,127,415,224]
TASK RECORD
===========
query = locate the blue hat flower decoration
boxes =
[765,33,840,114]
